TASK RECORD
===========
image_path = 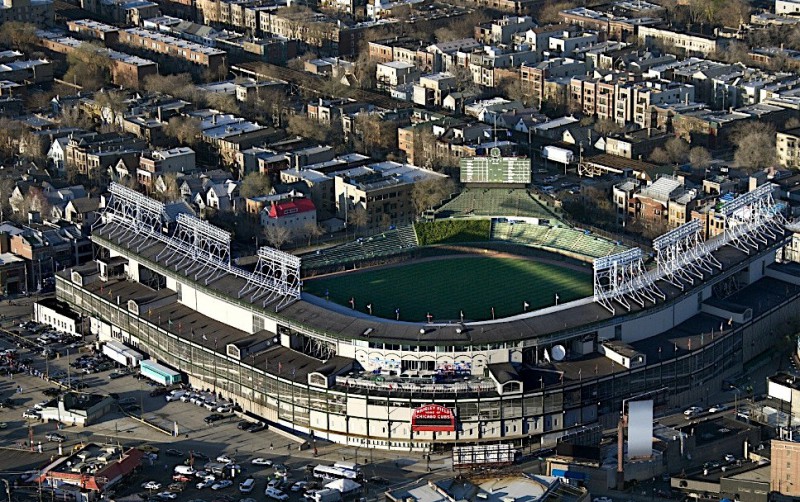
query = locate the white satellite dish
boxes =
[551,345,566,362]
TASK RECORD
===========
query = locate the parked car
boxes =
[45,433,66,443]
[190,451,209,460]
[212,480,233,490]
[708,404,729,413]
[196,479,215,490]
[149,388,168,397]
[216,454,233,464]
[237,421,254,431]
[142,481,162,491]
[155,492,177,500]
[22,410,39,419]
[251,458,273,466]
[683,406,703,418]
[167,482,185,493]
[249,422,266,433]
[204,414,224,424]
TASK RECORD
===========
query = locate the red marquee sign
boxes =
[411,404,456,432]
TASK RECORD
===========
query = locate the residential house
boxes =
[63,197,100,229]
[205,179,240,212]
[137,147,196,188]
[259,197,316,236]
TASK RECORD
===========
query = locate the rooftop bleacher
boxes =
[436,188,562,221]
[492,220,623,259]
[301,225,418,271]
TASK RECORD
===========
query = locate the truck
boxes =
[309,488,342,502]
[541,146,574,165]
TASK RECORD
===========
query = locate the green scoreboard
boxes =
[459,147,531,184]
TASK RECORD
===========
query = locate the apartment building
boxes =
[279,168,335,217]
[119,28,227,72]
[333,162,448,234]
[776,0,800,15]
[137,147,196,188]
[413,73,456,108]
[79,0,158,24]
[0,0,53,26]
[777,127,800,169]
[474,15,535,45]
[521,58,585,108]
[376,61,418,90]
[559,6,661,39]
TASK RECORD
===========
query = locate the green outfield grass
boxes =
[303,257,592,322]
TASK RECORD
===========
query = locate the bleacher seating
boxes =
[301,226,418,270]
[437,188,561,221]
[492,221,622,259]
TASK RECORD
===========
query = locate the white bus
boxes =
[312,465,360,481]
[332,462,361,473]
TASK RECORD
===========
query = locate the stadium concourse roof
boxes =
[91,222,787,347]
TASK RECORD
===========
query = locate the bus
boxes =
[312,465,360,481]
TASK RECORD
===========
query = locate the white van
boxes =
[173,465,195,476]
[239,478,255,493]
[165,390,186,402]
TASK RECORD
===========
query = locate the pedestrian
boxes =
[270,443,273,450]
[37,442,42,454]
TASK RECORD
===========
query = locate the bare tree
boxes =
[411,177,457,216]
[302,221,323,246]
[733,126,776,172]
[205,92,240,115]
[664,137,690,165]
[0,22,37,52]
[347,206,368,236]
[689,146,712,169]
[239,172,271,199]
[263,224,291,249]
[649,147,670,165]
[593,119,625,136]
[164,116,202,146]
[63,43,112,91]
[144,73,197,101]
[0,177,13,221]
[537,1,576,24]
[94,90,127,128]
[158,173,181,202]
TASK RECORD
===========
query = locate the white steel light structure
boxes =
[238,246,302,310]
[654,220,721,290]
[593,248,662,314]
[96,187,302,311]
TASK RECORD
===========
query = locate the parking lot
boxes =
[0,303,443,500]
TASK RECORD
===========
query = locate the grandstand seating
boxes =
[301,226,418,270]
[492,221,622,259]
[436,188,561,221]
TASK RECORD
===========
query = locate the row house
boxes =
[64,134,146,177]
[67,19,120,44]
[119,28,227,72]
[559,6,662,40]
[368,37,435,71]
[637,25,725,57]
[79,0,158,24]
[37,31,158,88]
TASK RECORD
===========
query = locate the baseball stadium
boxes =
[53,162,800,457]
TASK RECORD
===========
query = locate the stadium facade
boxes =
[55,184,800,452]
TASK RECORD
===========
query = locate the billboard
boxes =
[411,404,456,432]
[628,400,653,459]
[460,148,531,184]
[453,444,515,468]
